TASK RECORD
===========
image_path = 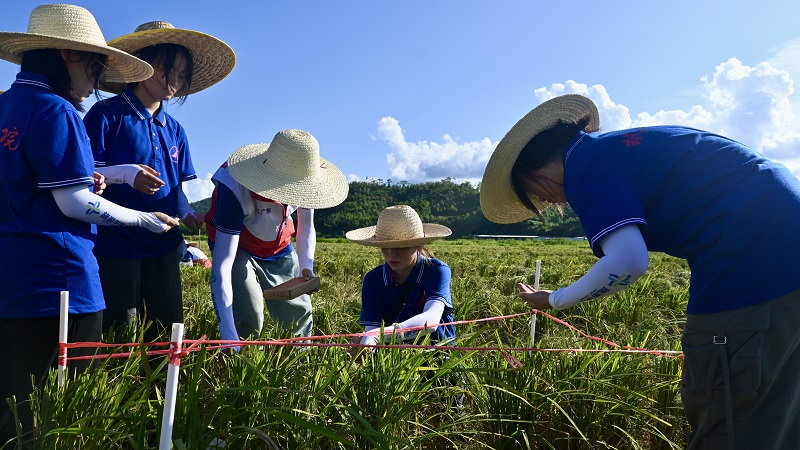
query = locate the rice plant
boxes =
[4,239,689,449]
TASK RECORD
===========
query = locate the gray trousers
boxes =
[230,248,313,338]
[682,288,800,450]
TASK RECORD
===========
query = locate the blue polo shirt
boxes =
[360,256,455,342]
[564,126,800,314]
[0,73,104,318]
[84,88,196,258]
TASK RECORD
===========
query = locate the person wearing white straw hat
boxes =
[480,94,800,449]
[0,4,180,445]
[204,129,348,349]
[346,205,455,348]
[83,20,235,343]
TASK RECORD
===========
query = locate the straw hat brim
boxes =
[0,32,153,83]
[345,224,452,248]
[227,143,349,209]
[480,94,599,224]
[101,28,235,94]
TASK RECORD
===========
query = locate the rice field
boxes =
[15,239,690,449]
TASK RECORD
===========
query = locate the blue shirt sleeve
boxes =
[83,101,112,168]
[422,261,453,309]
[33,109,95,189]
[567,173,647,258]
[359,266,385,328]
[175,123,196,182]
[211,182,246,235]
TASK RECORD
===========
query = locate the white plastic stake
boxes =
[57,291,69,386]
[159,323,185,450]
[529,260,541,345]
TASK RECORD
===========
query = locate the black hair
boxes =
[133,43,194,104]
[511,114,592,221]
[20,49,106,112]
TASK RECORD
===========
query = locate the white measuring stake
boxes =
[159,323,185,450]
[57,291,69,386]
[529,260,541,345]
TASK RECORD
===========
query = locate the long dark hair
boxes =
[511,114,592,221]
[132,43,194,104]
[20,49,106,112]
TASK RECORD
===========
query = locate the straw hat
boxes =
[480,94,600,224]
[0,4,152,83]
[101,20,235,93]
[227,129,349,209]
[346,205,452,248]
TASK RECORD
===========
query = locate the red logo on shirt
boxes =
[170,146,180,163]
[0,126,20,151]
[621,131,644,147]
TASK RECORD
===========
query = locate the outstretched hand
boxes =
[517,283,553,310]
[133,164,165,194]
[153,212,179,230]
[182,211,205,230]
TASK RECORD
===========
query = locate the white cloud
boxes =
[768,39,800,85]
[376,48,800,181]
[534,81,634,131]
[347,173,363,182]
[377,116,495,183]
[183,174,216,203]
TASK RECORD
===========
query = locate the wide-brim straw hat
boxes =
[227,129,349,209]
[346,205,452,248]
[101,20,235,94]
[480,94,600,224]
[0,4,152,83]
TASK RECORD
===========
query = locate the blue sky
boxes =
[4,1,799,202]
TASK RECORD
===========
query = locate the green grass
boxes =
[9,239,689,449]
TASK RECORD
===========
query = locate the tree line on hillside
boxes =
[188,179,586,239]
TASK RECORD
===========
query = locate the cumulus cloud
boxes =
[183,174,216,203]
[377,116,495,184]
[377,50,800,181]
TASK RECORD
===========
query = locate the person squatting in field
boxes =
[480,94,800,450]
[0,4,179,445]
[205,129,348,350]
[83,20,235,342]
[346,205,456,348]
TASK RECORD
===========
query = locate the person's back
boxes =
[565,126,800,313]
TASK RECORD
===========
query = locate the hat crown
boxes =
[27,4,107,46]
[134,21,176,32]
[374,206,425,242]
[262,129,321,178]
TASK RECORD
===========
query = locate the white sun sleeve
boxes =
[94,164,141,186]
[360,299,446,345]
[209,230,241,350]
[548,224,649,310]
[294,207,316,275]
[51,184,170,233]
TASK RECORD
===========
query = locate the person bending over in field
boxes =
[204,129,348,350]
[480,94,800,450]
[346,205,455,347]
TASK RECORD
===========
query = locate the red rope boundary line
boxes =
[60,310,683,368]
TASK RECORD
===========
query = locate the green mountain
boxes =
[189,179,585,239]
